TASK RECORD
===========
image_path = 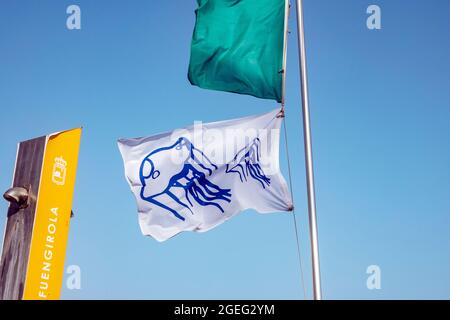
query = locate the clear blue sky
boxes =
[1,0,449,299]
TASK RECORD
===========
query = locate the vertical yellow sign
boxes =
[23,128,82,300]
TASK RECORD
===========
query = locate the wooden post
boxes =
[0,136,46,300]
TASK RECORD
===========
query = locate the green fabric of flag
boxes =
[188,0,286,102]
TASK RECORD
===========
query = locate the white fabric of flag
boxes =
[118,108,293,241]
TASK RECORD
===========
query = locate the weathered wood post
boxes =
[0,128,82,300]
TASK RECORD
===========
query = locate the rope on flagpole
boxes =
[282,114,307,300]
[279,0,307,300]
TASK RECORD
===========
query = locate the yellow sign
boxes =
[23,128,82,300]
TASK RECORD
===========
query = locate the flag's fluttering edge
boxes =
[118,109,293,241]
[188,0,286,102]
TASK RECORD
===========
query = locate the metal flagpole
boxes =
[295,0,322,300]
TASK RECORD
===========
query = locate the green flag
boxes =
[188,0,287,103]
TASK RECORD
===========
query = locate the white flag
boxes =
[118,108,293,241]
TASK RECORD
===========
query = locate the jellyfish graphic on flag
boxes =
[139,137,232,222]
